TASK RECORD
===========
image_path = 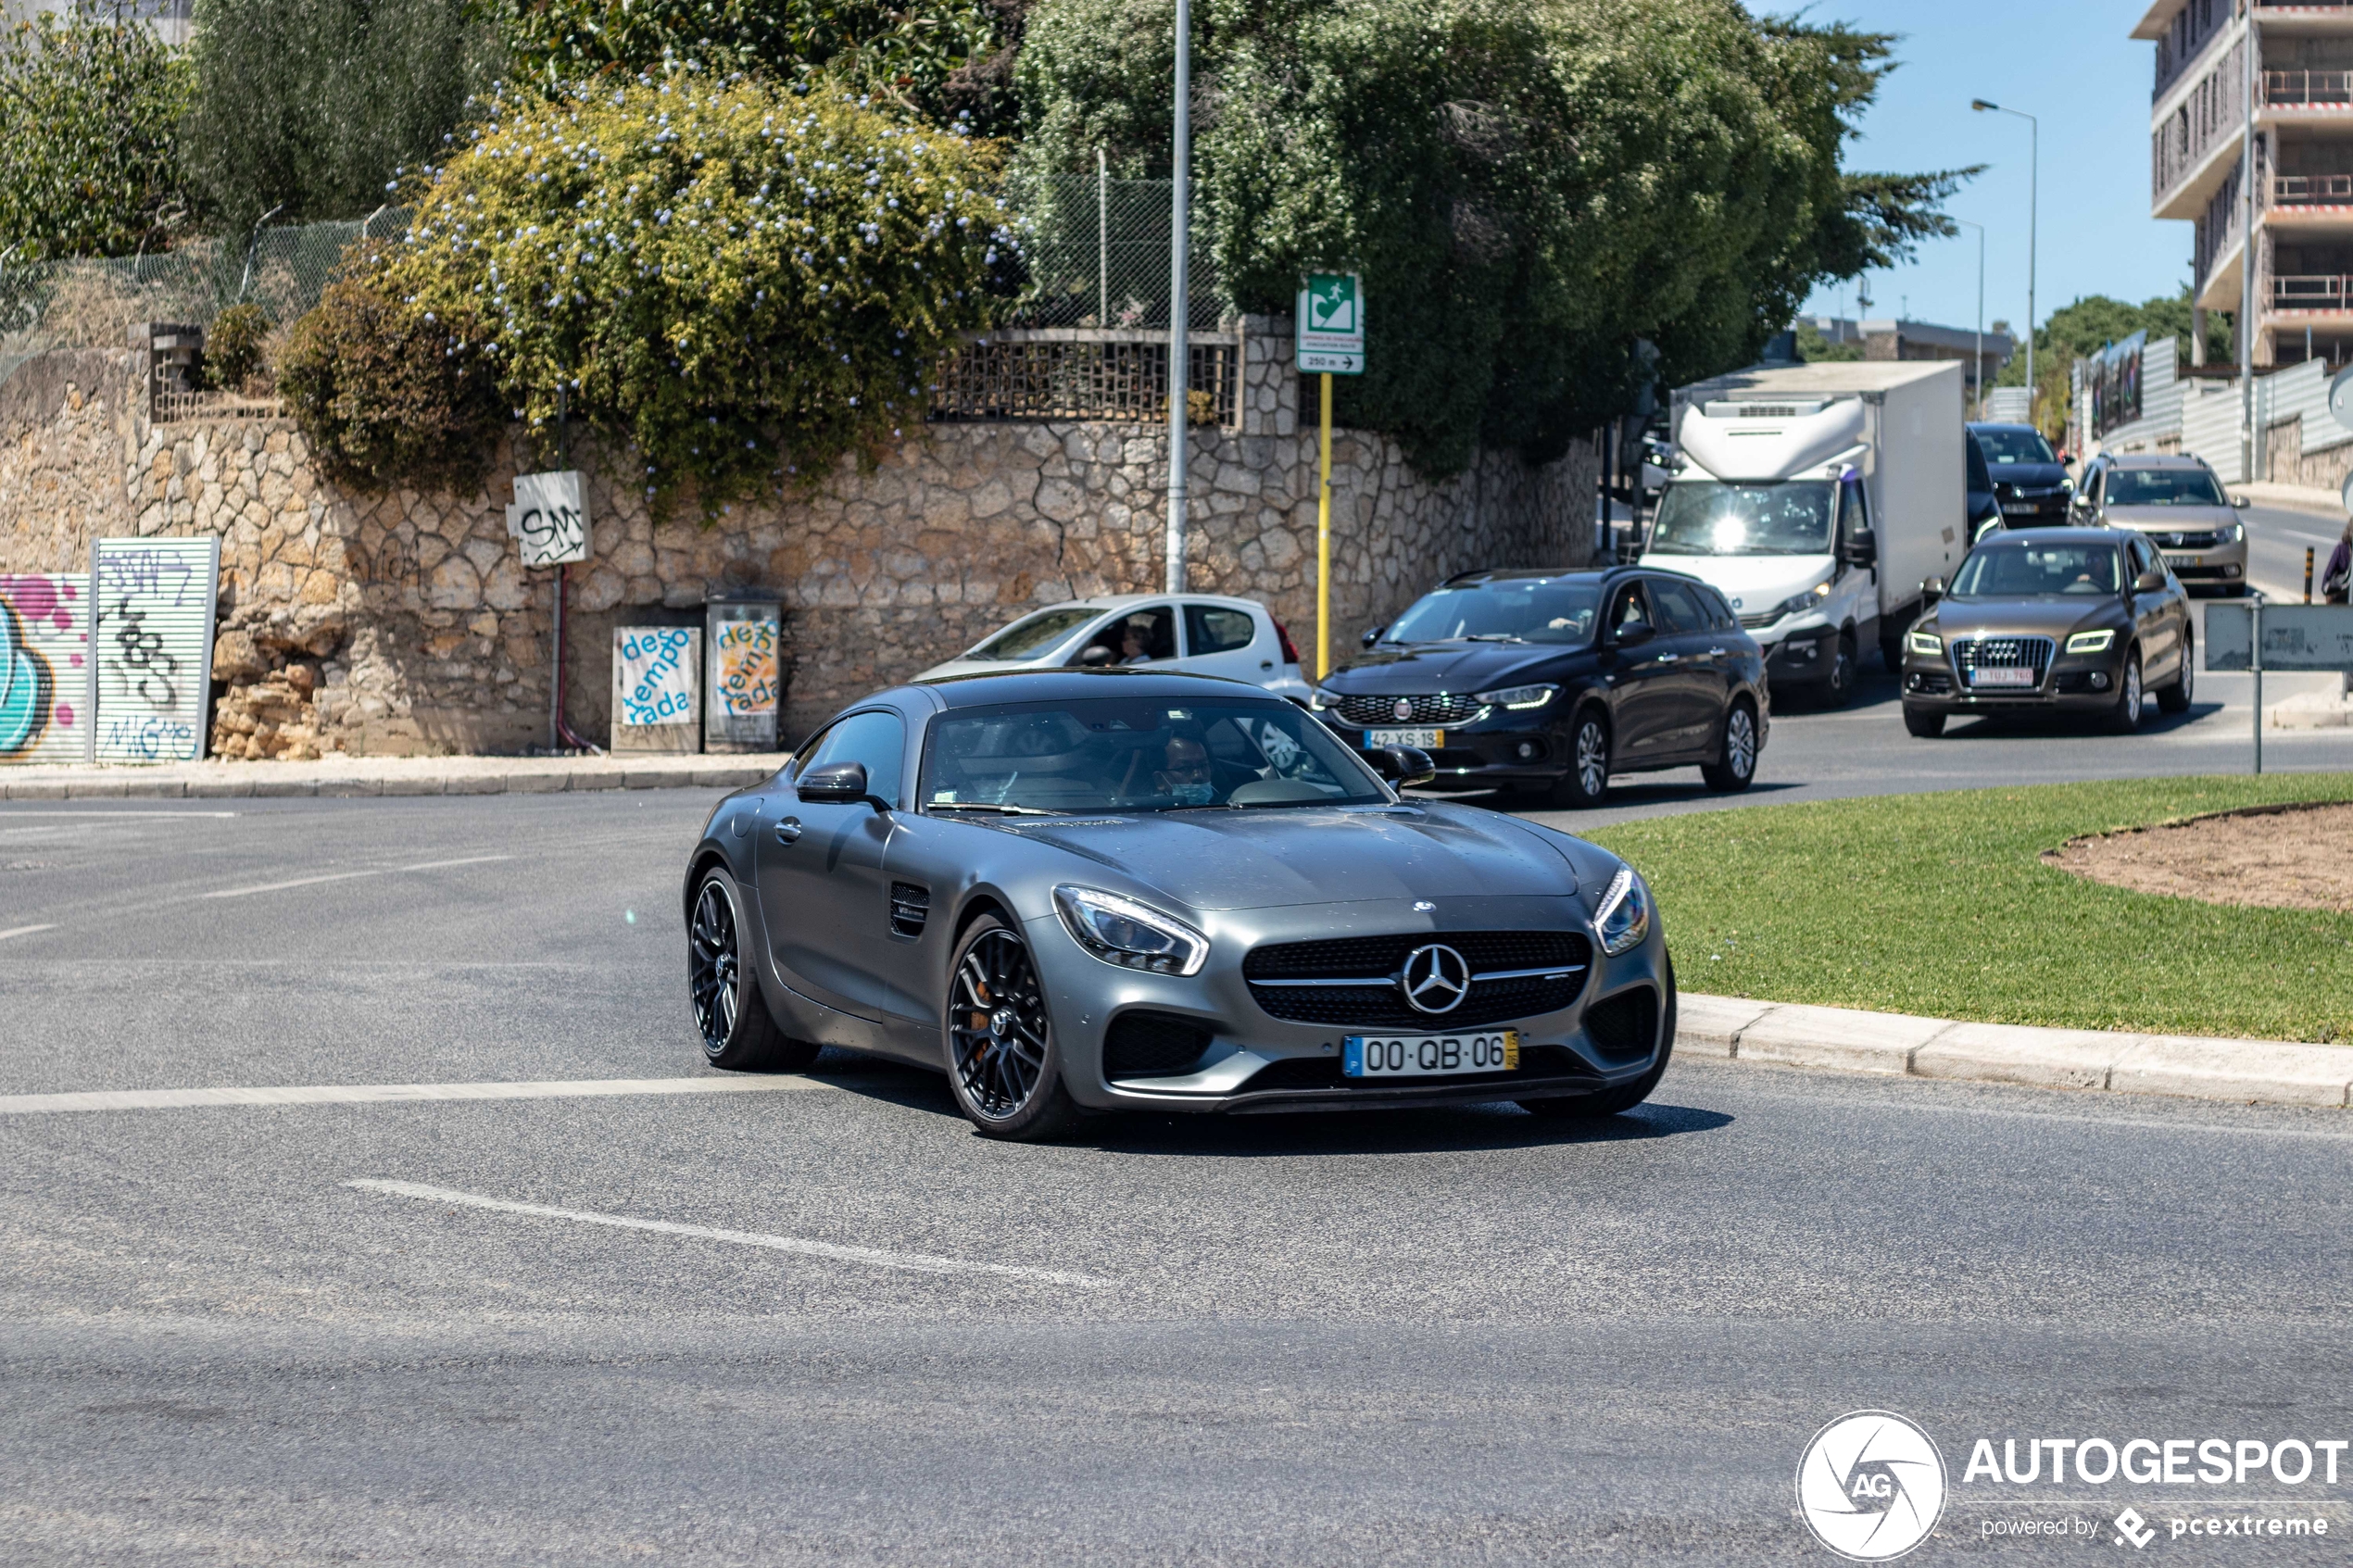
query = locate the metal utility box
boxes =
[611,625,701,754]
[704,592,783,754]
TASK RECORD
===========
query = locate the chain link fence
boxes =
[1006,174,1227,332]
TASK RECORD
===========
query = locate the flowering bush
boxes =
[381,72,1011,515]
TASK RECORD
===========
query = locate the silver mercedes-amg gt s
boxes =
[682,670,1675,1140]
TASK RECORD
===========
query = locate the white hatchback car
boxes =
[915,594,1313,702]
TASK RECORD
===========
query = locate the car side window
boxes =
[799,709,906,805]
[1073,605,1177,665]
[1703,587,1740,632]
[1608,581,1652,634]
[2128,535,2159,580]
[1648,580,1706,635]
[1184,604,1256,656]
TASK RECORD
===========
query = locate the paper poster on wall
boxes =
[507,470,591,568]
[611,625,700,753]
[0,573,88,765]
[91,537,220,764]
[705,599,781,753]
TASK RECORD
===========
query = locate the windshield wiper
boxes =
[1463,633,1529,642]
[927,802,1064,816]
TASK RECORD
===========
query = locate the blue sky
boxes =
[1796,1,2186,337]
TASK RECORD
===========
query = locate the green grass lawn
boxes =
[1585,774,2353,1043]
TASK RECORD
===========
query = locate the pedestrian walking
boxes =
[2324,517,2353,605]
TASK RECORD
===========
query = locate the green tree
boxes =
[1014,0,1967,476]
[1795,322,1862,363]
[372,73,1012,512]
[0,5,192,258]
[182,0,504,229]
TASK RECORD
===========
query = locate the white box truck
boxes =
[1642,359,1965,704]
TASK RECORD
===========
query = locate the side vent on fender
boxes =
[889,883,930,939]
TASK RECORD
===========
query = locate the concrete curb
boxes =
[0,754,788,799]
[1680,992,2351,1109]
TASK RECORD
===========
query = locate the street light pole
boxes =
[1164,0,1191,595]
[2240,15,2258,487]
[1971,101,2036,425]
[1954,218,1986,417]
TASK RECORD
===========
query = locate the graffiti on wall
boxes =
[92,537,219,764]
[0,574,87,764]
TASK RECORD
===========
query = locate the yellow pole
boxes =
[1317,371,1333,679]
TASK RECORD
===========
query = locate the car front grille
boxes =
[2147,530,2225,549]
[1243,930,1591,1030]
[1332,692,1485,727]
[1738,611,1778,630]
[1952,635,2054,691]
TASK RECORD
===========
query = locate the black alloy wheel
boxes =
[2106,649,2145,734]
[689,869,819,1072]
[945,916,1078,1140]
[1700,700,1758,793]
[1548,709,1611,809]
[2158,631,2195,714]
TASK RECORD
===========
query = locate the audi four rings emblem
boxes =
[1400,944,1471,1014]
[1391,696,1414,721]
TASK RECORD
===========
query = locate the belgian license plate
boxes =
[1343,1031,1519,1078]
[1366,726,1443,749]
[1969,666,2035,688]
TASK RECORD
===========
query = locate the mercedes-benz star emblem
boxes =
[1400,943,1471,1015]
[1391,696,1414,721]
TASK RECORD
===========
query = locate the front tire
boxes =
[2105,648,2145,734]
[1820,633,1857,709]
[689,869,821,1073]
[1699,699,1758,793]
[2157,632,2195,714]
[1903,706,1945,738]
[1546,709,1612,809]
[1519,960,1677,1119]
[944,915,1079,1141]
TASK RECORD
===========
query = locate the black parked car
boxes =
[1965,429,2001,543]
[1899,527,2193,737]
[1967,422,2072,525]
[1310,567,1769,809]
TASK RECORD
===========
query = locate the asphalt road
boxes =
[3,777,2350,1564]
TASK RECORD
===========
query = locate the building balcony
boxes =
[2266,69,2353,105]
[2271,273,2353,310]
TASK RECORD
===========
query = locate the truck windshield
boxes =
[1648,481,1833,556]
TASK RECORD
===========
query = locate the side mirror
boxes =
[2231,494,2251,510]
[2133,569,2167,595]
[1361,625,1386,649]
[1077,646,1114,667]
[798,759,887,810]
[1921,575,1946,607]
[1843,527,1878,568]
[1613,619,1656,648]
[1372,744,1437,788]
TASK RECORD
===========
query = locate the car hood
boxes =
[1989,463,2070,491]
[2102,505,2237,531]
[1923,597,2121,639]
[1636,553,1832,616]
[1324,643,1578,692]
[992,803,1583,911]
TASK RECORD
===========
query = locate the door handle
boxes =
[774,817,803,844]
[1707,646,1728,658]
[1654,652,1680,664]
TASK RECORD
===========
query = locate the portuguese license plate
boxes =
[1366,726,1443,748]
[2167,555,2203,568]
[2001,503,2040,515]
[1343,1031,1519,1078]
[1969,666,2035,688]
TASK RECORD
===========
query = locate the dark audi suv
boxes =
[1900,527,2194,737]
[1311,567,1769,809]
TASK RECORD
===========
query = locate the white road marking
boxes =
[0,810,239,819]
[201,870,383,898]
[346,1178,1115,1289]
[0,923,57,942]
[0,1074,829,1116]
[397,854,515,872]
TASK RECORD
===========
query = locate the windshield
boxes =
[1382,579,1602,645]
[925,696,1389,812]
[964,607,1100,661]
[1952,541,2121,597]
[1648,480,1834,556]
[2105,468,2225,507]
[1973,428,2057,465]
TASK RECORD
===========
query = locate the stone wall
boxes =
[0,317,1598,758]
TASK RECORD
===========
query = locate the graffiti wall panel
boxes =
[0,574,89,765]
[91,537,220,765]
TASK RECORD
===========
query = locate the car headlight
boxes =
[1907,630,1943,656]
[1473,683,1558,710]
[2223,521,2245,544]
[1592,865,1653,957]
[1307,686,1341,711]
[1053,885,1209,975]
[2065,630,2115,654]
[1773,581,1832,622]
